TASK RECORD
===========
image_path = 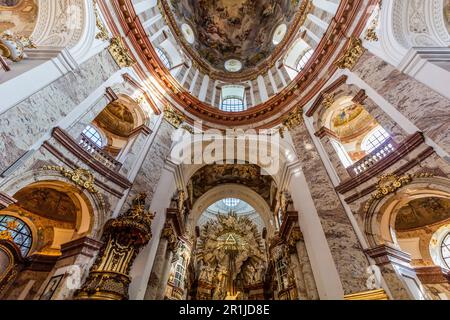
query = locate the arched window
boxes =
[0,215,32,256]
[331,139,353,168]
[362,126,390,153]
[441,233,450,269]
[223,198,240,207]
[275,258,289,291]
[220,97,245,112]
[296,49,314,72]
[82,125,103,147]
[156,47,172,69]
[173,255,187,288]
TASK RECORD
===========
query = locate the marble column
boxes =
[155,248,174,300]
[315,127,351,182]
[290,122,372,295]
[365,245,415,300]
[289,252,308,300]
[144,237,168,300]
[296,239,319,300]
[351,51,450,154]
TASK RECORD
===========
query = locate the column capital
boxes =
[365,244,412,268]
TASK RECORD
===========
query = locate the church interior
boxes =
[0,0,449,301]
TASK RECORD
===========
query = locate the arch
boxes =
[189,183,275,237]
[30,0,98,62]
[363,175,450,248]
[0,169,106,240]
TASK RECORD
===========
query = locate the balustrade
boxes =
[79,133,122,170]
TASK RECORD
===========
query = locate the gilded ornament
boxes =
[364,172,435,213]
[42,166,99,194]
[0,32,36,62]
[93,0,110,41]
[164,105,185,129]
[335,37,366,70]
[282,107,303,130]
[74,193,155,300]
[321,93,335,109]
[108,36,135,68]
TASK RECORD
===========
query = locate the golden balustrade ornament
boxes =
[74,193,155,300]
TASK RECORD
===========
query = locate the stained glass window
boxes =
[156,47,172,69]
[220,97,245,112]
[82,125,103,147]
[0,215,32,256]
[441,233,450,269]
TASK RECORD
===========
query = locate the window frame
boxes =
[156,47,172,69]
[296,48,314,72]
[0,215,33,256]
[220,96,246,112]
[441,232,450,269]
[82,125,104,148]
[362,126,390,153]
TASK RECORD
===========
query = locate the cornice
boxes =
[104,0,375,128]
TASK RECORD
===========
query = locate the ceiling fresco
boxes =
[167,0,302,73]
[329,103,377,141]
[14,187,78,224]
[395,197,450,231]
[95,101,135,137]
[0,0,38,37]
[188,164,276,207]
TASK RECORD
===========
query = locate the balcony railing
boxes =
[348,138,396,177]
[79,133,122,170]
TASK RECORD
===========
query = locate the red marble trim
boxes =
[352,89,368,104]
[102,0,373,127]
[336,132,426,194]
[365,244,412,268]
[306,75,348,117]
[279,211,299,242]
[24,254,59,272]
[314,126,340,139]
[41,142,125,199]
[128,124,152,138]
[105,87,119,103]
[0,192,17,209]
[166,208,185,238]
[414,266,450,284]
[343,146,435,204]
[51,127,132,189]
[59,237,103,260]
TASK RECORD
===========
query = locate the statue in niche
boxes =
[199,265,215,283]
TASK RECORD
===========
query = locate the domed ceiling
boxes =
[162,0,305,79]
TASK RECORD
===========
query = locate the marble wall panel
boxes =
[290,123,371,295]
[353,52,450,154]
[0,50,120,172]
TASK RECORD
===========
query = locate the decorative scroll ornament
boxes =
[74,193,155,300]
[364,172,435,212]
[164,105,185,129]
[93,0,110,41]
[335,37,366,70]
[108,36,135,68]
[0,32,36,62]
[321,93,335,109]
[162,222,178,252]
[282,107,303,130]
[181,124,194,134]
[42,166,98,194]
[364,3,380,42]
